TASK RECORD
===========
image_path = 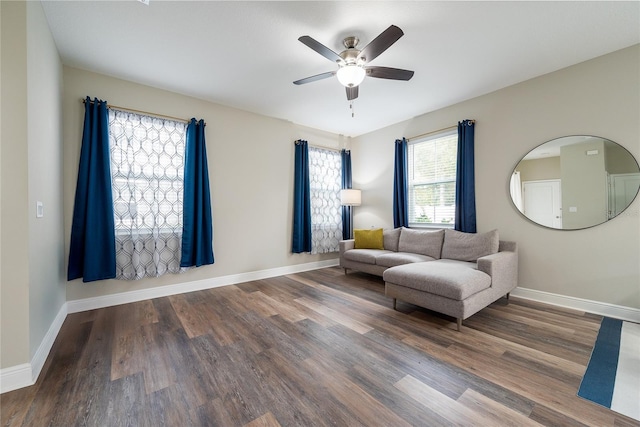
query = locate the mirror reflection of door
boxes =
[523,180,562,228]
[610,173,640,218]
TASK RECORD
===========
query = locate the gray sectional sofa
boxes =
[339,227,518,331]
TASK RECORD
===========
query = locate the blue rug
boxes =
[577,317,640,421]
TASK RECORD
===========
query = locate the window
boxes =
[109,109,187,279]
[308,146,343,253]
[408,130,458,227]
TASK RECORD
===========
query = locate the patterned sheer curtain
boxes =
[309,146,343,253]
[109,109,187,280]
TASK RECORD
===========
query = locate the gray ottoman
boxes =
[383,261,497,331]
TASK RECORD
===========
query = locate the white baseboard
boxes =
[511,287,640,323]
[0,303,68,394]
[31,303,68,382]
[67,258,339,313]
[0,364,33,394]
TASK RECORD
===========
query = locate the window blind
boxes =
[407,131,458,226]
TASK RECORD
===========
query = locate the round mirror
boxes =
[510,136,640,230]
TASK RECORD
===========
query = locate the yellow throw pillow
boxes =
[354,228,384,250]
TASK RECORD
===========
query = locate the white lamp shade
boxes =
[340,189,362,206]
[336,65,366,87]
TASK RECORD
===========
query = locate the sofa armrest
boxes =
[340,239,355,256]
[498,240,517,253]
[477,249,518,294]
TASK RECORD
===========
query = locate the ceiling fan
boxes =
[293,25,414,102]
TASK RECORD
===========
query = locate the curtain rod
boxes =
[407,120,475,142]
[81,98,191,124]
[295,140,344,153]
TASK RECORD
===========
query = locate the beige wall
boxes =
[516,157,561,182]
[1,1,31,369]
[352,45,640,309]
[1,0,66,371]
[26,1,65,362]
[63,67,343,301]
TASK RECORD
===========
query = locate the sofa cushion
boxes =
[441,229,499,262]
[375,252,435,268]
[432,259,478,270]
[354,228,384,249]
[383,262,491,301]
[383,228,401,251]
[343,249,391,264]
[398,228,444,259]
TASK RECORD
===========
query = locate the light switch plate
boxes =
[36,201,44,218]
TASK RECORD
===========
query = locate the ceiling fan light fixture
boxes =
[336,65,366,87]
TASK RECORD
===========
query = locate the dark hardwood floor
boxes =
[2,267,638,426]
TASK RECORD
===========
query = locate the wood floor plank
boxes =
[148,385,200,426]
[2,266,637,427]
[244,290,281,318]
[1,315,93,426]
[465,309,595,363]
[528,402,595,427]
[168,293,212,338]
[111,327,142,381]
[188,333,228,389]
[403,313,588,380]
[405,331,615,426]
[457,388,543,426]
[394,374,485,425]
[252,348,354,426]
[288,271,430,341]
[163,327,216,407]
[195,397,237,426]
[197,291,261,349]
[199,302,240,346]
[249,290,307,323]
[294,296,373,334]
[196,341,271,426]
[365,326,538,416]
[302,357,413,427]
[259,276,341,328]
[348,363,454,427]
[244,411,282,427]
[103,372,153,427]
[0,384,38,427]
[29,309,116,427]
[214,284,256,315]
[137,322,178,395]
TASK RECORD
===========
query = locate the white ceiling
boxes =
[41,1,640,137]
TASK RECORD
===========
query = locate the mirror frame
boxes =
[510,135,640,230]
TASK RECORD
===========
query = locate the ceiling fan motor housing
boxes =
[343,36,359,49]
[339,37,365,65]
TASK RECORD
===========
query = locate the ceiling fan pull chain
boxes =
[350,100,355,118]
